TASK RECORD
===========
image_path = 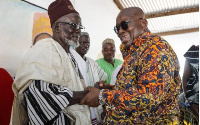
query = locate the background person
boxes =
[81,7,181,124]
[96,38,123,84]
[75,32,107,124]
[178,45,199,124]
[110,44,127,85]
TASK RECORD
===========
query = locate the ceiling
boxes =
[114,0,199,35]
[22,0,199,36]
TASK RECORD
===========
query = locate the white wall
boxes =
[74,0,121,60]
[0,0,45,77]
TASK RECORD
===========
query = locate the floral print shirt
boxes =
[102,31,181,125]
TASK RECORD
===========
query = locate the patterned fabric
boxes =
[68,52,81,78]
[96,58,123,84]
[101,30,181,124]
[184,45,199,104]
[91,118,98,125]
[178,93,198,125]
[24,80,72,125]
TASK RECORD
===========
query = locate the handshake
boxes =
[79,81,114,107]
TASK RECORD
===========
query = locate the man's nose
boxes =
[83,44,89,48]
[75,28,81,34]
[107,50,112,54]
[118,27,125,36]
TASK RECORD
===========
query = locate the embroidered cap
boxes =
[48,0,79,27]
[102,38,115,46]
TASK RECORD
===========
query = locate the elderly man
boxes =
[75,32,107,124]
[96,38,123,84]
[81,7,181,124]
[10,0,92,125]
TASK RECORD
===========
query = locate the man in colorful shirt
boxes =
[81,7,181,124]
[96,38,123,84]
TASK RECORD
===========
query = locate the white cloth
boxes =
[110,63,123,85]
[86,57,107,86]
[85,57,108,123]
[10,38,91,125]
[70,49,98,121]
[70,48,89,86]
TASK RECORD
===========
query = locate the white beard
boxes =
[62,30,80,48]
[65,38,79,48]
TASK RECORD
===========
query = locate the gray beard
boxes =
[64,38,79,48]
[62,30,80,48]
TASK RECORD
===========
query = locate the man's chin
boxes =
[123,42,131,49]
[72,43,79,48]
[68,40,79,48]
[105,57,114,60]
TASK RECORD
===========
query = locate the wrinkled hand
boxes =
[94,81,113,89]
[80,86,100,107]
[190,103,199,120]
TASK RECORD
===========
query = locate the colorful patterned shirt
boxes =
[102,31,181,124]
[96,58,123,84]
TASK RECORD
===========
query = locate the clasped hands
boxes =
[80,81,113,107]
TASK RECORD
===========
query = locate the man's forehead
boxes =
[116,15,131,22]
[117,7,143,19]
[58,13,80,22]
[80,35,89,38]
[79,35,90,41]
[103,43,115,48]
[117,12,136,20]
[80,36,89,41]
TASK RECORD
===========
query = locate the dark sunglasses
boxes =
[114,20,131,34]
[57,22,85,30]
[114,18,143,34]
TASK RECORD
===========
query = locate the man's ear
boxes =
[141,19,148,29]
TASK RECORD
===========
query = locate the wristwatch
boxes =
[99,89,105,105]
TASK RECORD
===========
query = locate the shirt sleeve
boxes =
[24,80,73,124]
[102,42,180,111]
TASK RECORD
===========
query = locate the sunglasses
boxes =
[57,22,85,31]
[114,20,131,34]
[114,18,143,34]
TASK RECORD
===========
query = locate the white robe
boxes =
[10,38,91,125]
[70,50,107,123]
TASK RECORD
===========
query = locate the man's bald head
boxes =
[117,7,145,21]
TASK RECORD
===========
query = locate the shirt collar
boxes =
[130,30,152,52]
